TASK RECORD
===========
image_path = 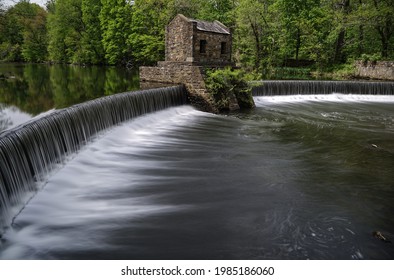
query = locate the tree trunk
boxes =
[378,27,389,58]
[295,27,300,63]
[357,0,364,56]
[334,0,350,63]
[372,0,393,58]
[249,17,262,70]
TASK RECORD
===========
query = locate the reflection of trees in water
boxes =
[0,104,33,132]
[0,105,13,132]
[0,63,140,116]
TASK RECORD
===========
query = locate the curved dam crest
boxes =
[0,86,188,234]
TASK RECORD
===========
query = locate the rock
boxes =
[372,231,391,243]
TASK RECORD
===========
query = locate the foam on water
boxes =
[1,82,394,259]
[0,106,204,259]
[0,86,187,235]
[255,94,394,105]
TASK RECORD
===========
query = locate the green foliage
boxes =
[272,67,312,80]
[99,0,133,65]
[0,0,393,68]
[169,0,201,18]
[0,1,47,62]
[361,53,382,64]
[47,0,84,63]
[0,42,22,61]
[21,5,48,62]
[81,0,104,64]
[205,67,254,111]
[234,0,271,72]
[128,0,169,66]
[197,0,235,27]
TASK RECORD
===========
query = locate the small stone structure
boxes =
[165,14,232,66]
[355,61,394,81]
[140,14,235,112]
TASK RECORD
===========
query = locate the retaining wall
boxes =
[355,61,394,81]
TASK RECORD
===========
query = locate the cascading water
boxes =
[252,80,394,96]
[1,81,394,260]
[0,86,187,234]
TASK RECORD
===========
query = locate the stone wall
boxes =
[355,61,394,81]
[141,14,236,112]
[165,15,193,62]
[140,62,214,110]
[165,14,232,66]
[140,62,206,94]
[193,30,232,66]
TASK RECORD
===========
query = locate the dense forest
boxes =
[1,0,393,74]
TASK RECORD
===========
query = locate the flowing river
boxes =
[1,92,393,259]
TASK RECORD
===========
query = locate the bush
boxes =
[205,67,255,111]
[0,42,23,62]
[361,53,382,65]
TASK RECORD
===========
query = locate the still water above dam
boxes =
[1,93,394,259]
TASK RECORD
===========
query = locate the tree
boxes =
[235,0,278,75]
[99,0,133,65]
[0,1,48,62]
[128,0,173,66]
[332,0,350,63]
[274,0,332,64]
[168,0,201,18]
[361,0,394,58]
[197,0,235,27]
[47,0,85,63]
[21,5,48,62]
[81,0,104,64]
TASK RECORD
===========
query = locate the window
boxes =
[200,40,207,54]
[221,42,227,54]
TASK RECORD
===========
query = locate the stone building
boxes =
[140,14,236,112]
[165,14,232,66]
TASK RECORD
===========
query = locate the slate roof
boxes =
[190,18,230,35]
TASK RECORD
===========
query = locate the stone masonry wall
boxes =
[355,61,394,80]
[140,62,207,96]
[193,30,231,65]
[140,62,221,112]
[165,14,232,66]
[165,15,193,62]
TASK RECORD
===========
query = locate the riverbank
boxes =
[321,61,394,81]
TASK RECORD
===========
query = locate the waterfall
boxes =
[0,86,188,234]
[252,80,394,96]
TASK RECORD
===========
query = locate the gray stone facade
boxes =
[355,61,394,81]
[140,62,207,96]
[165,14,232,66]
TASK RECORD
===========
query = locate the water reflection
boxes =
[0,63,139,131]
[0,104,32,131]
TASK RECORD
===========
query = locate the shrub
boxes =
[205,67,255,111]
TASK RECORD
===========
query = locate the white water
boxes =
[1,93,394,260]
[255,93,394,104]
[0,106,203,259]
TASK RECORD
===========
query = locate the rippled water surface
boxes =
[1,94,394,259]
